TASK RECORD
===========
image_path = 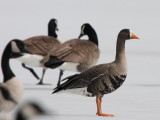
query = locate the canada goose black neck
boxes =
[85,24,98,46]
[48,19,58,38]
[1,42,15,82]
[87,28,98,46]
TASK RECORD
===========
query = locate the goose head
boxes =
[78,23,93,38]
[78,23,98,45]
[48,18,59,38]
[10,39,32,58]
[118,29,139,40]
[48,18,59,31]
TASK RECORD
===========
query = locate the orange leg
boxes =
[96,97,114,117]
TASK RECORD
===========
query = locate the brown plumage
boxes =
[51,39,99,71]
[24,36,61,56]
[44,23,100,86]
[53,29,139,116]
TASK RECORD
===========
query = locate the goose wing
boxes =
[24,36,61,56]
[51,39,99,63]
[53,63,111,93]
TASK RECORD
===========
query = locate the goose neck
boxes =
[88,30,98,46]
[115,38,126,63]
[48,27,57,38]
[1,43,15,82]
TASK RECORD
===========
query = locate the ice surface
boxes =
[0,0,160,119]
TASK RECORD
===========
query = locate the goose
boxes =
[45,23,100,86]
[0,39,31,112]
[22,18,61,85]
[0,101,46,120]
[52,29,139,116]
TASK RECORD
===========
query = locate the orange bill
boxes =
[130,32,139,39]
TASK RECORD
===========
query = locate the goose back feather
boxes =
[24,36,61,56]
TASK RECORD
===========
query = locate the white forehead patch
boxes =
[11,41,20,52]
[81,25,85,35]
[129,29,133,38]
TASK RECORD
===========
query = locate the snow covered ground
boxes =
[0,0,160,119]
[21,82,160,120]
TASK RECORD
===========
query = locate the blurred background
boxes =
[0,0,160,120]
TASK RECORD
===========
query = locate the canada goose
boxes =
[52,29,139,116]
[0,39,31,112]
[45,23,100,86]
[23,18,61,85]
[0,101,46,120]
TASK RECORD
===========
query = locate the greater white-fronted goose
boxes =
[52,29,139,116]
[0,101,46,120]
[22,18,61,85]
[45,23,100,86]
[0,39,31,112]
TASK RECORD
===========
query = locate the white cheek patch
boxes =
[11,41,20,53]
[55,20,58,30]
[55,20,58,25]
[81,25,85,35]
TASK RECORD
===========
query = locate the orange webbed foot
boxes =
[96,112,114,117]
